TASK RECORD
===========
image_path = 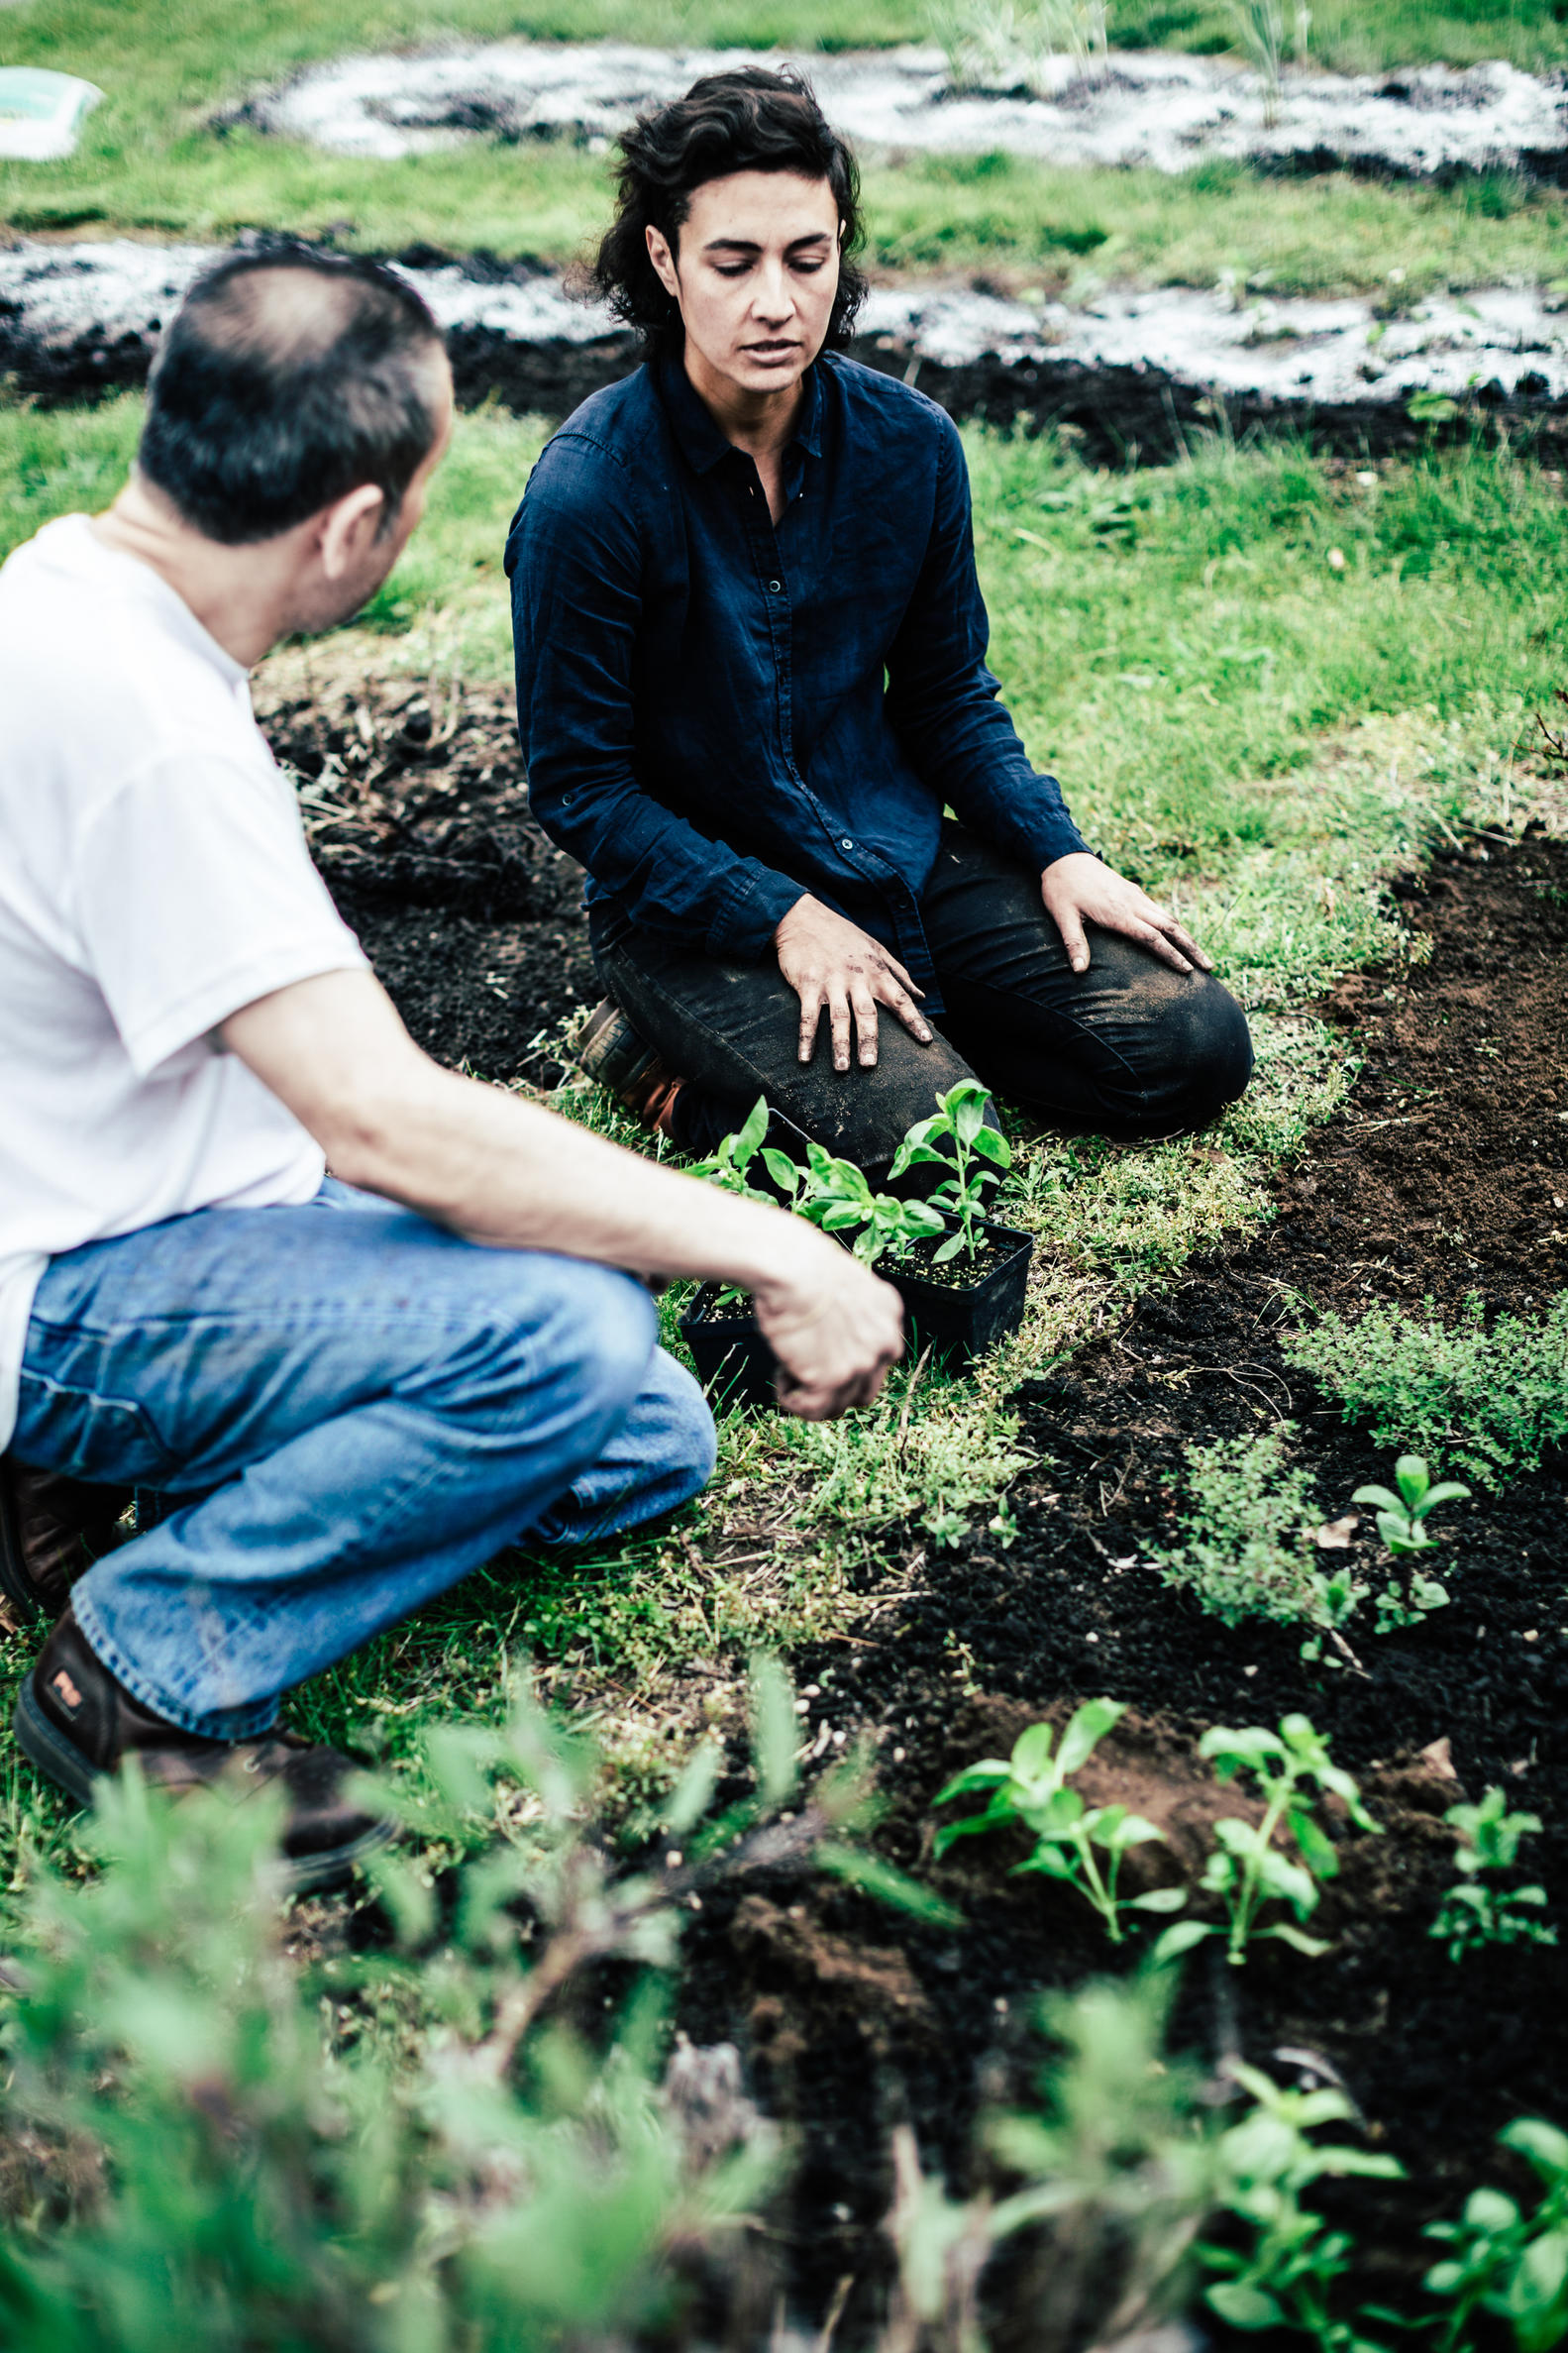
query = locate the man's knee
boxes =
[431,1253,660,1439]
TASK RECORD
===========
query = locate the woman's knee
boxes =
[1158,978,1254,1125]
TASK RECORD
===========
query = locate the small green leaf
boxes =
[1151,1917,1213,1965]
[1205,2282,1287,2330]
[1263,1922,1332,1957]
[1058,1696,1124,1774]
[1130,1885,1188,1913]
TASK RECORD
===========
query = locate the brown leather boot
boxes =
[14,1608,397,1894]
[0,1459,132,1634]
[575,999,685,1137]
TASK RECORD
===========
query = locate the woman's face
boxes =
[646,168,843,404]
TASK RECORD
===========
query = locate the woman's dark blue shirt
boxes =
[503,347,1085,1016]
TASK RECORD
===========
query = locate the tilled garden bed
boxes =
[261,678,1567,2343]
[673,831,1568,2340]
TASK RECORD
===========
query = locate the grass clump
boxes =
[1284,1292,1568,1488]
[1151,1423,1365,1643]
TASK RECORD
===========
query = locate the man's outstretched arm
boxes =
[222,968,903,1422]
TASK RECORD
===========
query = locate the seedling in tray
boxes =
[1153,1715,1379,1970]
[932,1699,1188,1946]
[889,1077,1012,1261]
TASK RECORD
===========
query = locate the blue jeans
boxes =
[12,1181,715,1740]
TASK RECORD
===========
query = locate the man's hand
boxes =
[775,895,933,1072]
[1041,851,1212,977]
[752,1230,904,1420]
[223,968,903,1424]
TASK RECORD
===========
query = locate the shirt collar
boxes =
[657,346,824,475]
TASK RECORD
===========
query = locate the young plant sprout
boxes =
[692,1090,1016,1272]
[1423,2119,1568,2353]
[1353,1453,1469,1556]
[1430,1787,1557,1965]
[1355,1453,1465,1633]
[1202,2062,1405,2346]
[1153,1716,1378,1970]
[780,1139,948,1268]
[687,1095,776,1205]
[889,1079,1012,1262]
[932,1699,1188,1946]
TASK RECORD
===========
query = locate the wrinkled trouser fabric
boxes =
[12,1180,715,1740]
[591,821,1255,1168]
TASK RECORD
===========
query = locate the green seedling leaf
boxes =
[662,1741,722,1838]
[750,1654,799,1809]
[1394,1454,1429,1509]
[1206,2282,1287,2330]
[970,1125,1011,1167]
[1412,1480,1471,1518]
[735,1096,770,1159]
[816,1841,963,1928]
[1504,2119,1568,2180]
[1011,1722,1058,1777]
[935,1760,1011,1804]
[761,1147,802,1193]
[1152,1918,1214,1964]
[1263,1922,1333,1957]
[932,1231,965,1263]
[1058,1697,1125,1775]
[1130,1886,1189,1913]
[1352,1484,1404,1515]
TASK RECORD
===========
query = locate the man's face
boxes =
[650,169,842,401]
[297,355,456,634]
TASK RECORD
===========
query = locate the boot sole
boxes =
[13,1678,399,1894]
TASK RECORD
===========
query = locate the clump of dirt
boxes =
[672,828,1568,2343]
[256,672,597,1086]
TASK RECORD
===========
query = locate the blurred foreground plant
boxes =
[0,1658,946,2351]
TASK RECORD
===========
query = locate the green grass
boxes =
[6,3,1568,295]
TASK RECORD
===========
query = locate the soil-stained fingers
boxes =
[754,1251,904,1420]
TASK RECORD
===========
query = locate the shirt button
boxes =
[840,837,854,850]
[768,579,782,593]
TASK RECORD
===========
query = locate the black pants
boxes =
[590,822,1254,1167]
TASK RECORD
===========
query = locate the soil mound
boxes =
[257,672,596,1087]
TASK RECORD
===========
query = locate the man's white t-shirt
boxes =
[0,514,368,1450]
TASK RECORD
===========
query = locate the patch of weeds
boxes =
[1149,1424,1367,1652]
[1283,1290,1568,1487]
[778,1355,1032,1547]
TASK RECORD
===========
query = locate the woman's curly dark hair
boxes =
[584,66,867,348]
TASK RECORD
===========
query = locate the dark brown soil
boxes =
[261,677,1567,2345]
[256,671,596,1087]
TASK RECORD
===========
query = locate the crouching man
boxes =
[0,247,902,1888]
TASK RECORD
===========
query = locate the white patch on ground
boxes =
[239,40,1568,179]
[0,67,101,159]
[7,239,1567,409]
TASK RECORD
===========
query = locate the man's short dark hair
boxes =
[586,66,867,348]
[138,247,445,546]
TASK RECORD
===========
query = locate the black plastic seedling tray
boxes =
[679,1218,1034,1405]
[679,1288,782,1411]
[885,1217,1033,1365]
